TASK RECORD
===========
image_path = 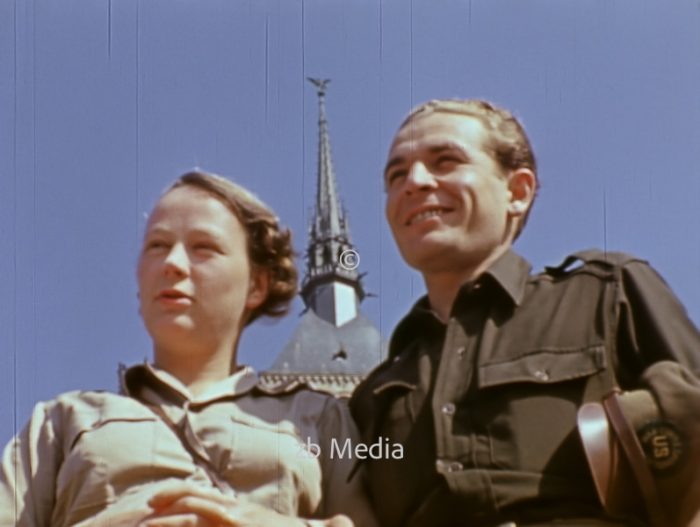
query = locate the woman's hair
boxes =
[169,170,298,325]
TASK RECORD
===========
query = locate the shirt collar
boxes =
[413,249,531,310]
[120,361,259,404]
[387,250,531,359]
[387,296,446,360]
[477,249,531,307]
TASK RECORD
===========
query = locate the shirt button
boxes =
[448,461,463,472]
[441,402,456,416]
[435,458,463,473]
[534,369,550,381]
[455,346,466,358]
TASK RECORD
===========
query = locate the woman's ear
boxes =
[506,168,536,218]
[245,269,270,310]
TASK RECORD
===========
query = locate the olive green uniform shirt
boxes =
[350,250,700,527]
[1,363,378,527]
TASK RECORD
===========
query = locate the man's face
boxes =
[384,112,515,273]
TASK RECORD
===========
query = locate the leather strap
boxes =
[602,392,667,526]
[577,402,614,504]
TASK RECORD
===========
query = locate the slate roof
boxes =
[267,310,386,375]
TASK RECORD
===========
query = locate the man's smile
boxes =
[404,205,455,226]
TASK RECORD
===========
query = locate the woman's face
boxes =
[137,186,267,353]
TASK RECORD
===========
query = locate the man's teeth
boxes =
[410,209,445,225]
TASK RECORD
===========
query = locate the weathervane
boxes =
[307,77,331,97]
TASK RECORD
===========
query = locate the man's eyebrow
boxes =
[383,155,405,177]
[427,142,468,156]
[384,142,469,176]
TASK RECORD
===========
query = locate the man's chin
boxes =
[400,237,497,275]
[400,239,454,271]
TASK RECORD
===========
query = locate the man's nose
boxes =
[405,162,437,192]
[163,243,190,277]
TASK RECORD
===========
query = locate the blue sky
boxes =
[2,0,700,443]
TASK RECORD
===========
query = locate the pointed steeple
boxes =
[301,78,365,326]
[259,79,387,396]
[310,78,345,242]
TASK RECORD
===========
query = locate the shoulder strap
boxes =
[570,249,643,268]
[581,258,621,403]
[545,249,643,277]
[253,377,309,396]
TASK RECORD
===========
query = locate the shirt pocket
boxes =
[57,411,192,525]
[474,344,606,473]
[223,413,322,516]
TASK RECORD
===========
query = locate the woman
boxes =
[0,171,377,527]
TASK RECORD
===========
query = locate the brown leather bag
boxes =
[578,361,700,527]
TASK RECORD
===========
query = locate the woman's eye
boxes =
[145,240,168,251]
[194,243,218,253]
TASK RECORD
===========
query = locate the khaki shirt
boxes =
[350,250,700,527]
[1,363,377,527]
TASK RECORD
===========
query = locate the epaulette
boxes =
[252,378,313,396]
[544,249,646,276]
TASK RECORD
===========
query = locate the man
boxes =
[350,99,700,527]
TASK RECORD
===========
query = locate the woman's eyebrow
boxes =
[188,227,228,242]
[144,225,171,237]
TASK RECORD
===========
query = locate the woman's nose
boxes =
[163,243,190,277]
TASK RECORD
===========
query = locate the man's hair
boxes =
[401,99,539,238]
[169,170,298,325]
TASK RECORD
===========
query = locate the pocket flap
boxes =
[479,345,606,388]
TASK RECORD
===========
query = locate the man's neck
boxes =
[423,245,510,322]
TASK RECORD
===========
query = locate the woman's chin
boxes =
[148,317,197,341]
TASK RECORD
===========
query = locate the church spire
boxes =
[302,78,365,326]
[310,78,345,241]
[259,79,386,395]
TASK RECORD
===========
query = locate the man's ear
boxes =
[246,269,270,310]
[506,168,536,217]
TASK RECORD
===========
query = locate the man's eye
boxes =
[436,155,460,166]
[386,170,407,184]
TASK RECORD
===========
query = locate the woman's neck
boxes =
[153,339,238,397]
